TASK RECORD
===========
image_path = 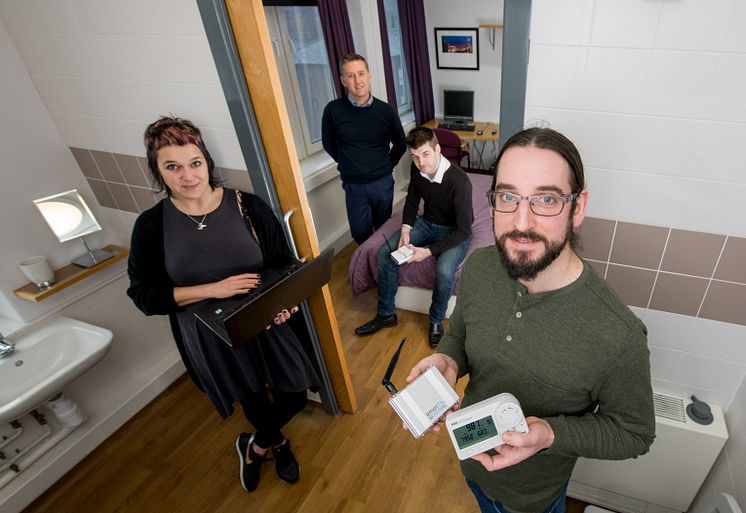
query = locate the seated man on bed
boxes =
[354,126,473,347]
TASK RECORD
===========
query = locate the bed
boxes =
[347,172,495,318]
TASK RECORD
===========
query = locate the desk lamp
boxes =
[33,189,114,268]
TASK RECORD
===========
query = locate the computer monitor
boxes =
[443,90,474,122]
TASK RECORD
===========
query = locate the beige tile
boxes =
[129,186,158,212]
[699,281,746,326]
[714,236,746,284]
[86,178,116,209]
[605,264,656,308]
[661,229,725,277]
[649,272,709,317]
[137,157,155,185]
[577,217,615,261]
[107,182,138,213]
[220,167,252,193]
[113,153,149,187]
[610,221,668,269]
[91,150,125,183]
[586,259,607,278]
[70,147,102,179]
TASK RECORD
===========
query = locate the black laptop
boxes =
[193,248,334,347]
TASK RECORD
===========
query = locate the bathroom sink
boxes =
[0,316,112,422]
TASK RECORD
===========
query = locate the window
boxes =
[382,0,412,116]
[265,6,337,161]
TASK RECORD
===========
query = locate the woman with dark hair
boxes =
[127,116,319,492]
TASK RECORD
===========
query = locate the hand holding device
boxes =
[445,393,529,460]
[383,234,414,265]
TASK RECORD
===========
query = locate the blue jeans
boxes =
[376,217,470,324]
[342,174,394,245]
[466,480,568,513]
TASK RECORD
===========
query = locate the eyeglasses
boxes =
[486,190,578,217]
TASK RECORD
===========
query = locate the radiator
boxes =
[569,392,729,513]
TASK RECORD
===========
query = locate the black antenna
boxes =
[382,337,406,395]
[383,234,395,253]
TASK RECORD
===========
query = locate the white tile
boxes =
[34,34,72,76]
[530,0,594,45]
[590,0,661,48]
[731,203,746,239]
[572,112,641,171]
[0,0,54,35]
[687,121,746,184]
[628,117,697,177]
[618,173,686,228]
[72,114,127,152]
[656,0,735,51]
[724,375,746,434]
[644,309,695,351]
[57,35,98,78]
[93,0,205,36]
[649,346,682,382]
[31,75,70,113]
[583,167,624,220]
[707,54,746,124]
[672,180,745,235]
[526,45,586,109]
[579,48,650,114]
[56,77,117,118]
[724,0,746,52]
[628,305,648,323]
[10,34,48,74]
[640,51,718,119]
[51,112,85,147]
[117,118,148,156]
[86,35,219,85]
[726,430,746,494]
[690,450,736,513]
[675,353,746,395]
[686,318,746,363]
[66,0,107,35]
[200,128,246,170]
[41,0,81,35]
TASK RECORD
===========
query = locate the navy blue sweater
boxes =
[321,97,406,184]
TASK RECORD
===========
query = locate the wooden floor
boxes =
[24,242,590,513]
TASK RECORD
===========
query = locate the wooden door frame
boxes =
[215,0,356,413]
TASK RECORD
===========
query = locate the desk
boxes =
[423,119,500,171]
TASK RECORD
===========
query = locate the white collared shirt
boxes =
[420,154,450,184]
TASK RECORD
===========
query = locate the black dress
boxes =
[161,189,320,418]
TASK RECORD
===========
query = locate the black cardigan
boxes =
[127,190,295,386]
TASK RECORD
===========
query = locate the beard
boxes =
[495,222,573,281]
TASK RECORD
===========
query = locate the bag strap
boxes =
[236,190,259,244]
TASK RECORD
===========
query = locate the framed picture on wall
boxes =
[434,27,479,70]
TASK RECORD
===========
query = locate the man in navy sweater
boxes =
[322,53,406,245]
[355,127,473,346]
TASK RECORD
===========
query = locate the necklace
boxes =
[187,212,208,231]
[177,192,217,231]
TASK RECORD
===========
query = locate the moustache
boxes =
[500,230,547,244]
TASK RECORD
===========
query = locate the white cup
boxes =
[19,255,56,289]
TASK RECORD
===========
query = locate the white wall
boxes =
[425,0,504,124]
[528,0,746,508]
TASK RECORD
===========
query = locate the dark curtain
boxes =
[317,0,356,98]
[398,0,434,125]
[376,0,398,108]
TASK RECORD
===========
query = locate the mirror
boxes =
[33,190,113,268]
[33,189,102,243]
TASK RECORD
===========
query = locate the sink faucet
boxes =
[0,331,15,359]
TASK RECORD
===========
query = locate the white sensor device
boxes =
[445,393,529,460]
[382,338,460,438]
[382,235,414,265]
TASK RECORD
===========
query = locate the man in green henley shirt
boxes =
[406,127,655,513]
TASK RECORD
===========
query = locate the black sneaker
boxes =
[272,440,300,484]
[236,433,267,491]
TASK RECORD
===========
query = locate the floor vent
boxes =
[653,392,686,422]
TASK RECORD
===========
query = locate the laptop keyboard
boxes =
[438,122,475,132]
[214,262,301,320]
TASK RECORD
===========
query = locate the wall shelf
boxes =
[13,245,129,302]
[479,23,504,50]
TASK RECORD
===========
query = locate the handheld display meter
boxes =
[445,393,529,460]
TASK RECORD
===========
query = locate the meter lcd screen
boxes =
[452,416,498,449]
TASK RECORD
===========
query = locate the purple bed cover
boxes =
[348,172,495,296]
